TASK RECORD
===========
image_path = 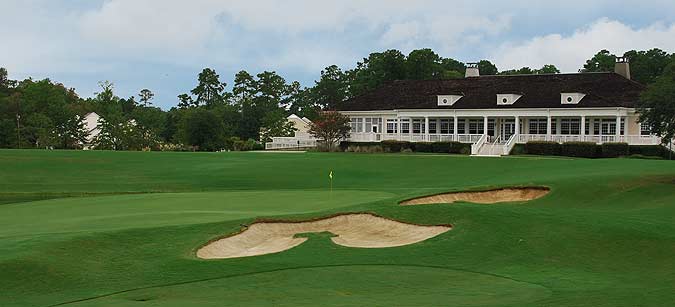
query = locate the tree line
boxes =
[1,48,674,151]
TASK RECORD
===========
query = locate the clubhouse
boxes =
[334,58,665,156]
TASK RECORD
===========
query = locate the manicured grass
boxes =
[1,149,674,306]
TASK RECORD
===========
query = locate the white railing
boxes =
[471,134,488,155]
[516,134,662,145]
[503,134,518,155]
[348,133,484,144]
[265,137,317,150]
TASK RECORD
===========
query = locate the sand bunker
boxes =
[197,213,451,259]
[400,187,550,206]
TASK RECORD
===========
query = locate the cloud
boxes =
[492,18,675,72]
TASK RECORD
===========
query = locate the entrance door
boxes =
[372,125,378,134]
[501,120,515,140]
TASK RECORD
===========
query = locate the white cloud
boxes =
[492,18,675,72]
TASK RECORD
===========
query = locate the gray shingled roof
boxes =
[336,73,645,111]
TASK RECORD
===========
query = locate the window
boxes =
[400,119,410,134]
[585,119,590,135]
[349,118,363,133]
[440,119,450,134]
[550,118,558,135]
[487,119,495,136]
[468,119,484,134]
[560,118,580,135]
[601,119,616,135]
[529,119,547,134]
[364,118,382,133]
[429,120,438,134]
[386,119,398,134]
[412,119,424,134]
[641,122,651,136]
[457,119,466,134]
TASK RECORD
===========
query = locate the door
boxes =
[501,120,515,139]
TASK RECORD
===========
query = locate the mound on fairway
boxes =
[400,187,550,206]
[197,213,452,259]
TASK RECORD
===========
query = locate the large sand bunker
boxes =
[400,187,550,206]
[197,213,451,259]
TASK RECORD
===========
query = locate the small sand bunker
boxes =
[197,213,451,259]
[400,187,550,206]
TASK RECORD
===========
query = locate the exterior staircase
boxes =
[471,135,518,157]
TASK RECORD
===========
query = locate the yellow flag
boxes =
[329,171,333,179]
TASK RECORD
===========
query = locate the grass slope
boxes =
[0,149,674,306]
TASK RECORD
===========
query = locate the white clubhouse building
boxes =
[336,59,664,156]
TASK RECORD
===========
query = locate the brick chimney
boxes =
[465,62,480,78]
[615,57,631,79]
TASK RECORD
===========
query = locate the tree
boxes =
[308,111,351,151]
[405,49,442,80]
[583,50,616,72]
[637,60,675,144]
[191,68,227,107]
[0,67,8,89]
[138,89,154,106]
[499,67,534,75]
[535,64,560,74]
[177,94,194,109]
[347,49,407,96]
[477,60,498,75]
[624,48,673,84]
[176,108,227,151]
[311,65,348,109]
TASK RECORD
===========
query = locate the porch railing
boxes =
[347,133,662,146]
[265,137,317,150]
[517,134,662,145]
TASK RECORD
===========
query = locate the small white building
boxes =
[82,112,101,150]
[335,58,667,156]
[265,114,317,150]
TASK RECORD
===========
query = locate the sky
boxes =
[2,0,675,109]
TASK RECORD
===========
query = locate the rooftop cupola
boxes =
[615,57,631,80]
[465,62,480,78]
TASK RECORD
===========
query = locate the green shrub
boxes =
[601,142,629,158]
[381,140,411,153]
[561,142,599,158]
[414,142,434,153]
[629,145,665,158]
[510,144,526,155]
[430,141,469,154]
[525,141,561,156]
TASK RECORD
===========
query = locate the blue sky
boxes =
[2,0,675,109]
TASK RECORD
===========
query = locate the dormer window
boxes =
[561,93,586,105]
[437,95,463,106]
[497,94,522,105]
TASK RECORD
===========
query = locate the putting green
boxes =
[67,265,551,307]
[0,190,393,237]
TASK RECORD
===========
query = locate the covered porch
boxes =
[346,109,663,155]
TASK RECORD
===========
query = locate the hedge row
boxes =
[522,141,661,158]
[340,141,471,154]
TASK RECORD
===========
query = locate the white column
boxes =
[581,116,586,139]
[483,116,489,136]
[424,116,429,142]
[453,116,458,141]
[546,115,552,141]
[397,116,401,141]
[515,116,520,135]
[616,116,622,137]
